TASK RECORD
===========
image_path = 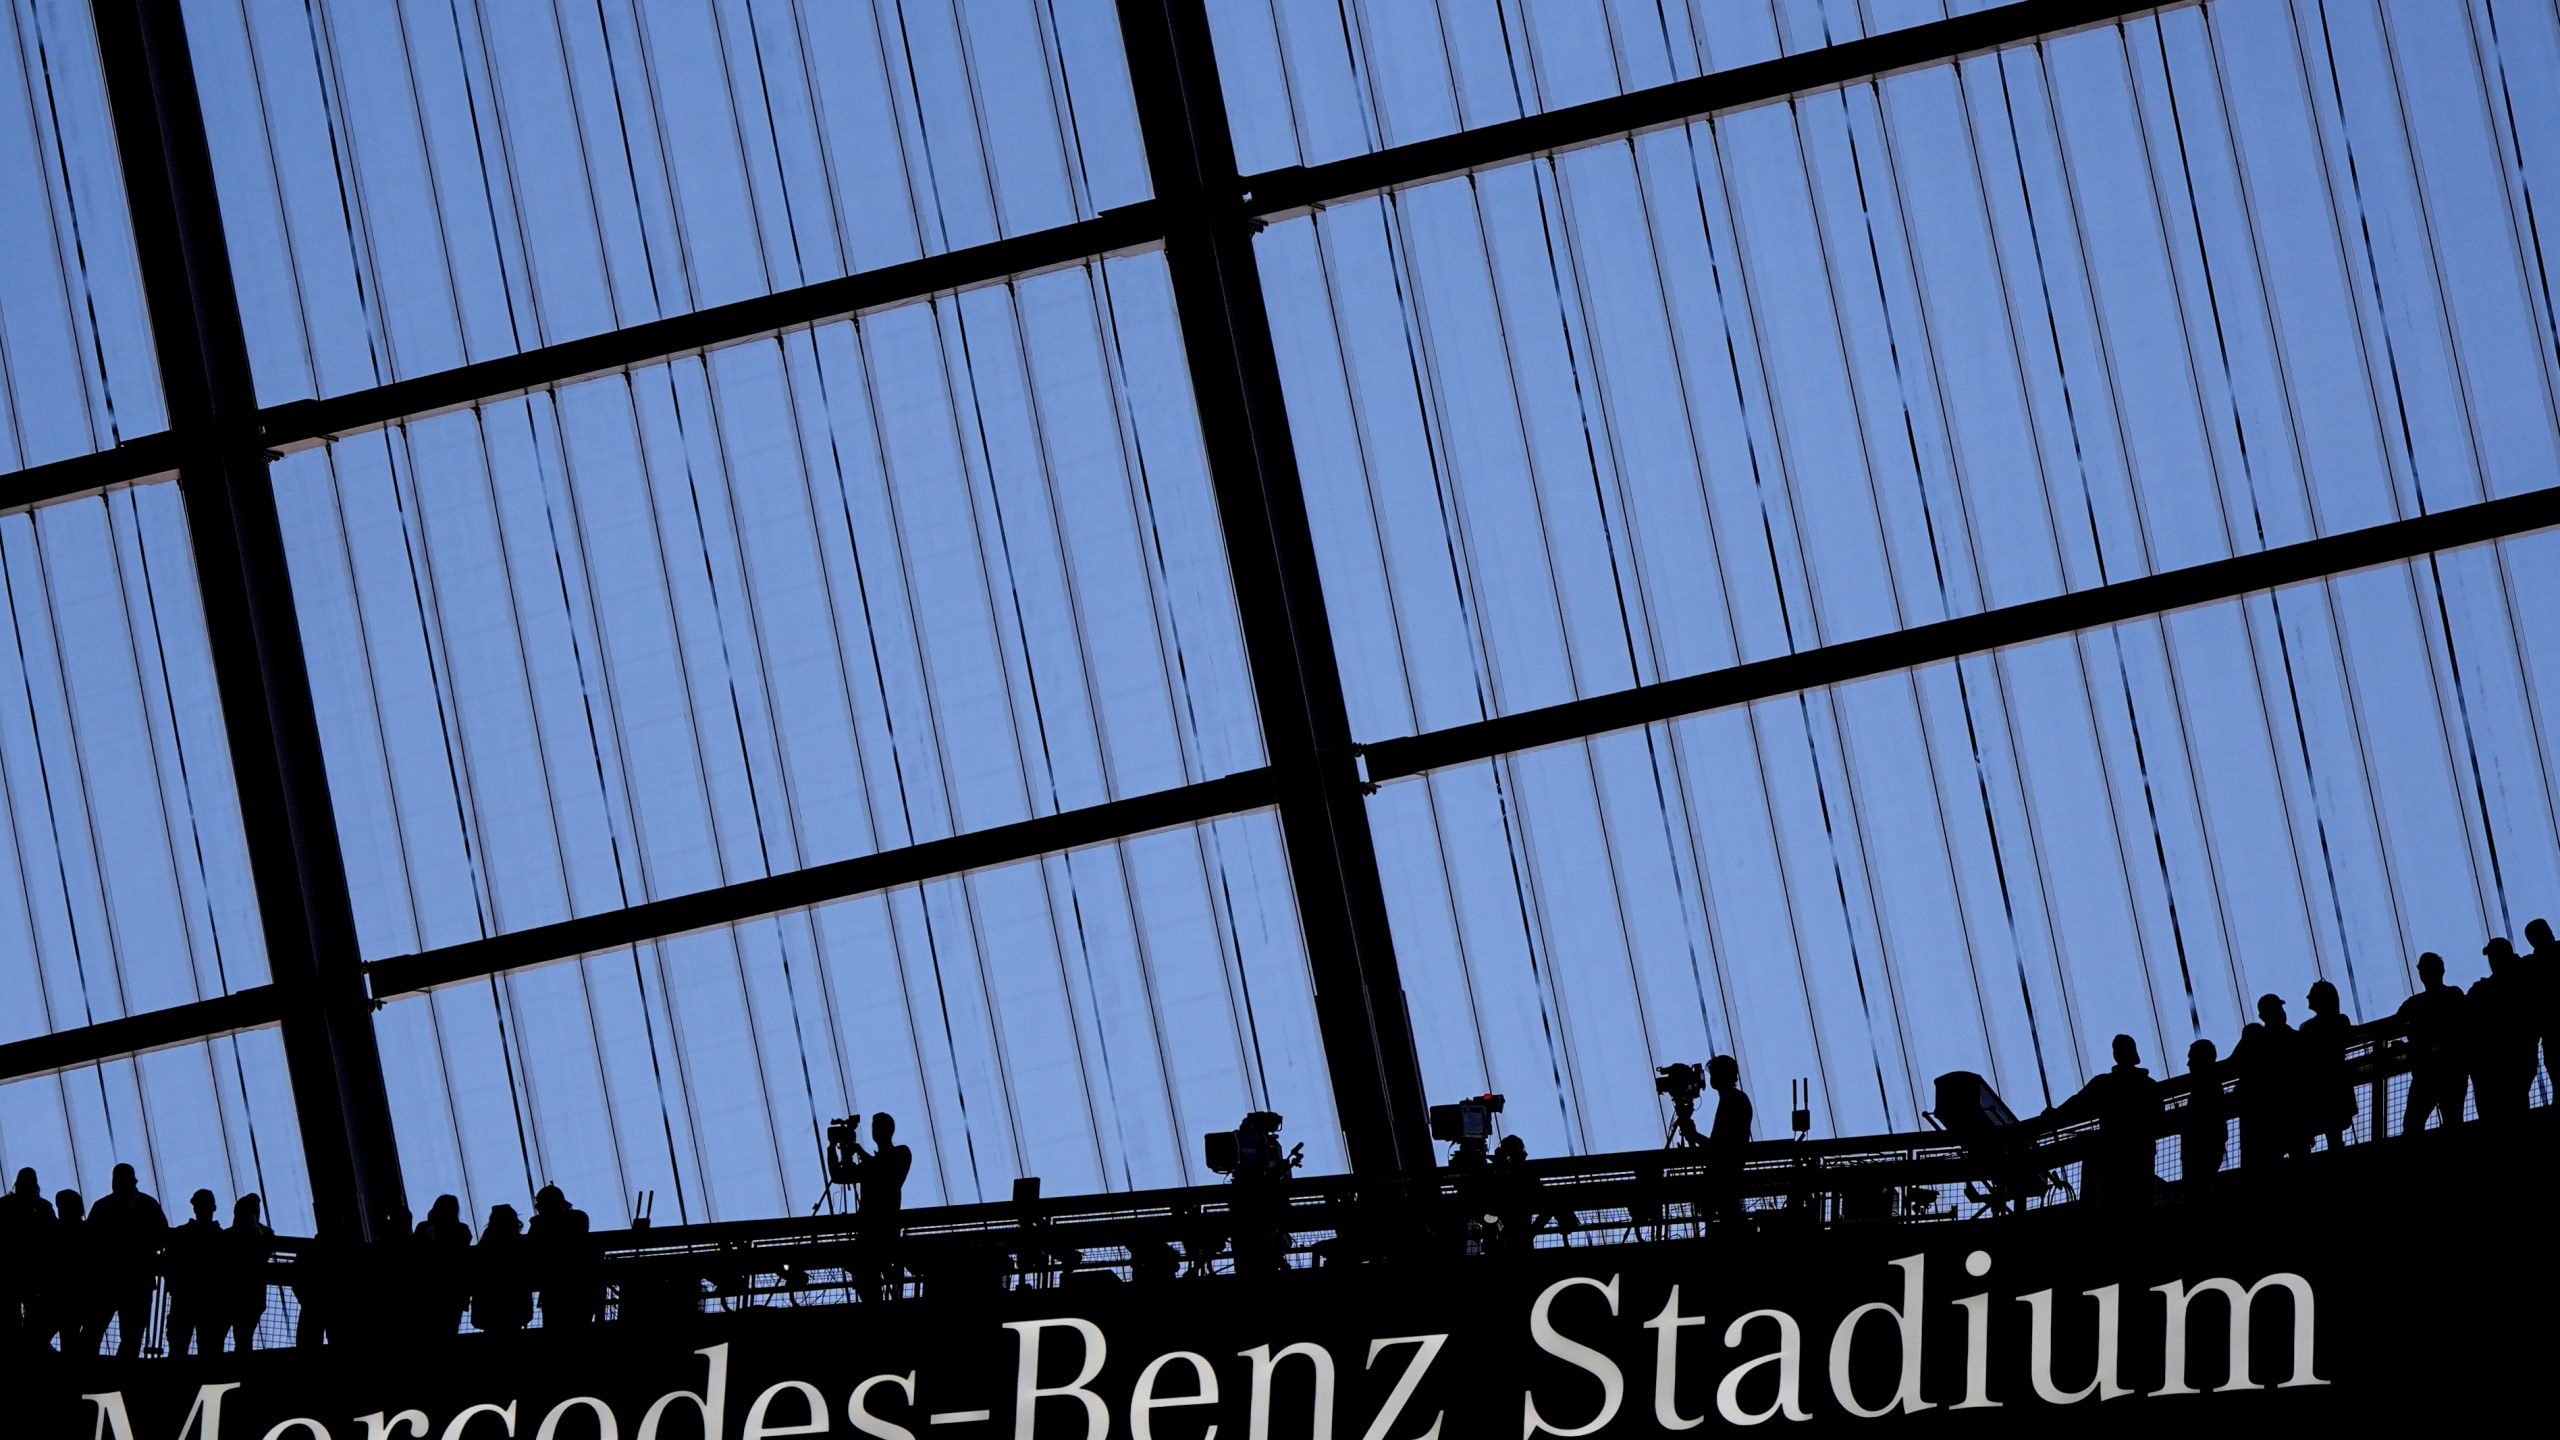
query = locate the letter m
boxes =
[2152,1274,2327,1395]
[86,1385,242,1440]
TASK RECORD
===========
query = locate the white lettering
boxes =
[1131,1352,1219,1440]
[444,1405,517,1440]
[2020,1286,2128,1403]
[1952,1252,1999,1411]
[532,1399,618,1440]
[1828,1254,1934,1418]
[846,1374,916,1440]
[743,1382,829,1440]
[360,1415,430,1440]
[87,1385,241,1440]
[1360,1336,1445,1440]
[1008,1319,1109,1440]
[1714,1311,1807,1426]
[263,1425,331,1440]
[638,1346,730,1440]
[2153,1274,2325,1395]
[1521,1275,1623,1439]
[1240,1342,1336,1440]
[1643,1288,1706,1431]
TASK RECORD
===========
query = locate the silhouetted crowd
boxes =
[2049,918,2557,1207]
[0,1164,269,1359]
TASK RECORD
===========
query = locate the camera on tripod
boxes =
[1204,1111,1302,1181]
[1654,1063,1705,1107]
[1428,1093,1506,1167]
[825,1116,867,1186]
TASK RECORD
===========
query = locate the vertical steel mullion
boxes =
[1113,0,1431,1172]
[91,0,405,1241]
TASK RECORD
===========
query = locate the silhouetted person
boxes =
[218,1194,271,1354]
[2056,1034,2159,1209]
[2179,1039,2229,1190]
[50,1190,103,1355]
[2232,995,2307,1166]
[2469,938,2536,1118]
[0,1167,51,1352]
[1126,1235,1178,1285]
[163,1190,223,1356]
[840,1113,912,1300]
[413,1194,473,1335]
[529,1185,599,1327]
[86,1163,167,1356]
[1703,1055,1753,1221]
[2397,952,2469,1132]
[470,1205,532,1333]
[2527,917,2558,1094]
[2297,980,2356,1151]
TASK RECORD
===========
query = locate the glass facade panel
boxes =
[1209,0,2017,174]
[0,1026,313,1238]
[182,0,1151,402]
[1263,0,2560,742]
[0,0,161,465]
[0,483,265,1046]
[1374,533,2560,1156]
[374,810,1331,1225]
[278,255,1261,962]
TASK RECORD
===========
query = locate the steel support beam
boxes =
[0,0,2200,514]
[91,0,404,1242]
[1116,0,1433,1174]
[1239,0,2202,219]
[0,988,282,1083]
[367,768,1279,1000]
[1364,486,2560,783]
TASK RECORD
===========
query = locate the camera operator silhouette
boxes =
[2397,951,2469,1131]
[1702,1056,1754,1221]
[834,1113,912,1301]
[2051,1035,2157,1209]
[88,1163,167,1357]
[1221,1112,1300,1272]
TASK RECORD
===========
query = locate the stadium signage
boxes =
[70,1247,2323,1438]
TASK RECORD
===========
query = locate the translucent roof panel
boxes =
[0,1026,313,1239]
[0,0,162,465]
[277,254,1263,962]
[0,483,267,1047]
[1376,532,2560,1156]
[374,809,1333,1226]
[1262,1,2560,743]
[181,0,1150,402]
[1209,0,2031,174]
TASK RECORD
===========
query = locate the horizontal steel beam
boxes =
[258,204,1167,454]
[366,766,1279,1000]
[0,985,280,1083]
[0,0,2204,514]
[1362,487,2560,783]
[0,432,182,515]
[1240,0,2201,219]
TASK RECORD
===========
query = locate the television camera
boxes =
[1428,1093,1506,1168]
[1204,1111,1303,1182]
[1656,1062,1708,1149]
[824,1116,869,1186]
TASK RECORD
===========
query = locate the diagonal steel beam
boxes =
[1363,487,2560,784]
[366,769,1279,1001]
[1241,0,2203,219]
[0,987,281,1083]
[0,0,2199,514]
